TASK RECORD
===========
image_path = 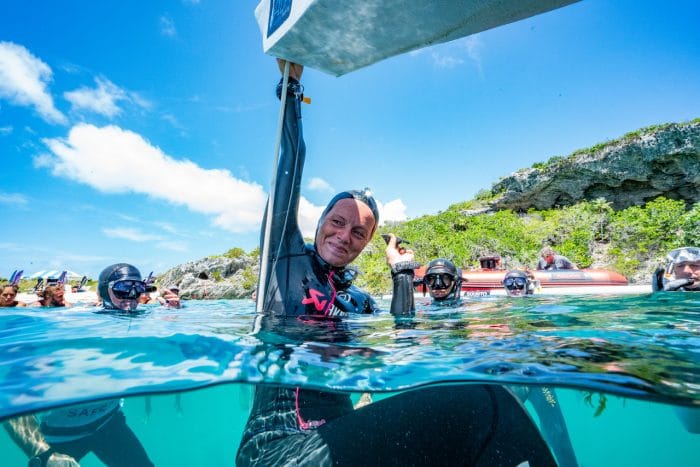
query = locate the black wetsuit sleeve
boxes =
[259,79,306,307]
[390,269,416,316]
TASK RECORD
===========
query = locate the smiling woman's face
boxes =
[315,198,375,267]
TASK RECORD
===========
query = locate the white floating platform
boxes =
[256,0,578,75]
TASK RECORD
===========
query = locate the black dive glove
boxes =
[651,267,664,292]
[664,278,695,291]
[276,77,304,100]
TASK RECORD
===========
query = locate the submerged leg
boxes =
[318,384,556,466]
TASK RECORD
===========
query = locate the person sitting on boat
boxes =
[536,247,576,270]
[652,246,700,292]
[30,284,73,308]
[502,270,538,297]
[237,61,558,467]
[479,255,503,270]
[0,283,27,307]
[3,263,154,467]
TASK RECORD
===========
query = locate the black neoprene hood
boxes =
[318,189,380,234]
[425,258,458,278]
[98,263,142,309]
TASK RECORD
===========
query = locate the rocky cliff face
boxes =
[490,121,700,211]
[156,254,258,300]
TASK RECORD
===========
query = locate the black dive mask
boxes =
[424,273,455,290]
[110,280,146,299]
[503,277,527,290]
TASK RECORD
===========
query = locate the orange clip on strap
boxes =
[302,96,312,104]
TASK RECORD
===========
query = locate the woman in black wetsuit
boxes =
[236,61,557,467]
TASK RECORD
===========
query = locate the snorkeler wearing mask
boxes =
[502,270,538,297]
[5,263,153,467]
[652,246,700,292]
[422,258,462,303]
[98,263,147,312]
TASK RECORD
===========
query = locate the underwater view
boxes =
[0,293,698,466]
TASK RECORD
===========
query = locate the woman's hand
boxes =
[385,234,414,267]
[277,59,303,81]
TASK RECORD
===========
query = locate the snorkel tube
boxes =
[56,271,67,286]
[9,270,23,286]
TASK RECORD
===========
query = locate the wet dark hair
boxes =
[1,283,19,292]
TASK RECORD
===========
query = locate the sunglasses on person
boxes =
[503,277,527,289]
[109,280,147,299]
[424,273,454,290]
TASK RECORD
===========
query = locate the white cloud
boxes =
[102,227,187,252]
[298,196,325,238]
[154,222,179,235]
[426,35,483,73]
[103,227,162,242]
[63,77,129,117]
[0,191,29,205]
[42,124,267,233]
[0,125,13,136]
[307,177,334,193]
[462,35,484,76]
[160,16,176,37]
[463,36,482,63]
[161,113,186,133]
[431,52,464,69]
[159,240,188,252]
[31,152,54,168]
[0,41,66,124]
[378,198,408,223]
[128,92,152,110]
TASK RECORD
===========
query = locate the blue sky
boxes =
[2,1,699,280]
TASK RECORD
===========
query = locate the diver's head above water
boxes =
[98,263,146,311]
[424,258,462,302]
[503,270,535,297]
[664,246,700,291]
[315,188,379,268]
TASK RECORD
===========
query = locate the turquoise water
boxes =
[1,293,698,465]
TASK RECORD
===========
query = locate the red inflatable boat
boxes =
[414,256,628,293]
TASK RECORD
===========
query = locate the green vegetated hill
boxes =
[354,196,700,295]
[353,119,700,294]
[153,119,699,298]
